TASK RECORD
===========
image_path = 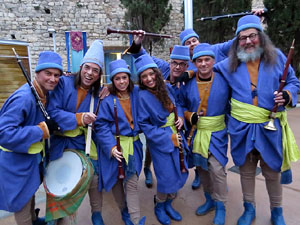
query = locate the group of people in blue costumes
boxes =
[0,10,300,225]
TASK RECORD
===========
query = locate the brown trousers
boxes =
[197,154,228,203]
[14,196,37,225]
[239,151,282,208]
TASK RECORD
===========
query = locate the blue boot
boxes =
[154,202,171,225]
[125,216,146,225]
[165,199,182,221]
[92,212,105,225]
[237,202,256,225]
[196,192,215,215]
[144,167,153,188]
[271,207,286,225]
[192,169,201,190]
[213,201,226,225]
[121,207,131,225]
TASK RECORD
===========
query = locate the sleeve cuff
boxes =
[171,133,179,147]
[122,41,142,55]
[184,111,194,125]
[37,122,50,139]
[284,90,292,106]
[76,113,85,126]
[187,70,194,78]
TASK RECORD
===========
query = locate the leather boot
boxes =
[213,201,225,225]
[165,199,182,221]
[154,202,170,225]
[271,207,286,225]
[91,211,105,225]
[196,192,215,215]
[144,167,153,188]
[192,169,201,190]
[237,202,255,225]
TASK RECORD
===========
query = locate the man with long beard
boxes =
[214,15,300,225]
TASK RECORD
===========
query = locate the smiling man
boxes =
[47,40,106,225]
[214,15,300,225]
[0,51,63,225]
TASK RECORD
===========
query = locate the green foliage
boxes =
[193,0,252,44]
[120,0,172,51]
[263,0,300,77]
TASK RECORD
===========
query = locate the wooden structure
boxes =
[0,40,32,108]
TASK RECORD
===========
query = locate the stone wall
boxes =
[0,0,183,72]
[0,0,264,72]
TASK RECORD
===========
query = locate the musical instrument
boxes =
[196,8,268,21]
[114,98,125,179]
[173,104,188,173]
[12,48,50,120]
[107,27,174,39]
[44,150,93,197]
[264,39,295,131]
[95,75,110,116]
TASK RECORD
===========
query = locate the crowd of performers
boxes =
[0,12,300,225]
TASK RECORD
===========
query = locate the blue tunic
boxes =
[214,49,300,172]
[47,75,100,161]
[0,84,45,212]
[94,86,143,192]
[138,84,188,194]
[178,73,230,168]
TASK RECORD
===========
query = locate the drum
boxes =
[43,149,94,221]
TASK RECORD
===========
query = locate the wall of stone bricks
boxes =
[0,0,183,72]
[0,0,263,72]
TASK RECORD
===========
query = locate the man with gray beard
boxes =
[214,15,300,225]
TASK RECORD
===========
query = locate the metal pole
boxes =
[184,0,193,29]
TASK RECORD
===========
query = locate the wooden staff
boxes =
[107,27,174,39]
[264,39,295,131]
[173,104,188,173]
[114,98,125,179]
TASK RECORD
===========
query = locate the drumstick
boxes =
[85,94,94,156]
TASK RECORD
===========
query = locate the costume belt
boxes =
[58,126,97,160]
[193,114,225,158]
[231,98,299,171]
[116,135,139,165]
[0,141,45,156]
[160,112,177,134]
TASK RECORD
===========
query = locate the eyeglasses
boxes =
[170,61,187,68]
[239,33,258,44]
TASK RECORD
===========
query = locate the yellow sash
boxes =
[58,126,97,160]
[117,135,139,165]
[160,112,177,134]
[192,115,225,158]
[231,98,300,171]
[1,141,45,156]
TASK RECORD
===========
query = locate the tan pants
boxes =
[156,192,177,203]
[240,150,282,208]
[56,173,103,225]
[197,154,228,202]
[14,196,37,225]
[112,175,141,225]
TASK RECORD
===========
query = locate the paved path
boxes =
[1,108,300,225]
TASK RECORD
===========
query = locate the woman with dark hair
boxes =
[47,40,105,225]
[136,54,189,225]
[94,59,145,225]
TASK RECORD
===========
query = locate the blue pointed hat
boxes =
[109,59,131,80]
[192,43,215,61]
[170,45,190,61]
[134,54,158,76]
[236,15,263,35]
[35,51,63,74]
[81,40,104,70]
[179,29,199,45]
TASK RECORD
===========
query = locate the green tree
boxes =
[120,0,172,53]
[263,0,300,77]
[193,0,252,44]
